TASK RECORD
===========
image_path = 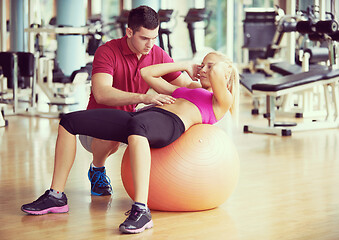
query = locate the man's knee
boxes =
[79,135,94,153]
[91,138,120,155]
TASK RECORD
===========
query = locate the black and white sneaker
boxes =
[119,204,153,234]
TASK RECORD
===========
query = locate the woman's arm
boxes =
[140,62,199,95]
[173,62,202,89]
[209,62,233,116]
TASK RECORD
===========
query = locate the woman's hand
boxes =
[185,62,202,81]
[210,62,231,81]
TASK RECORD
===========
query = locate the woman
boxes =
[21,51,239,234]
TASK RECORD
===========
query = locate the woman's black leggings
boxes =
[59,107,185,148]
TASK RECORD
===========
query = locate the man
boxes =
[82,5,193,196]
[21,5,193,212]
[21,6,198,234]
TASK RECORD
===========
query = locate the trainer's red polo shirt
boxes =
[87,35,181,112]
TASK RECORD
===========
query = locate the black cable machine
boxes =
[158,9,175,57]
[183,8,212,55]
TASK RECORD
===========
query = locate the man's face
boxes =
[127,26,159,56]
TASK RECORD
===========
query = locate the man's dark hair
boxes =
[128,5,159,32]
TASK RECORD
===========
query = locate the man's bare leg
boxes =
[88,138,120,196]
[91,138,120,167]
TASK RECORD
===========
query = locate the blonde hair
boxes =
[207,51,240,125]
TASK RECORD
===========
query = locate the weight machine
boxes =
[183,8,212,55]
[158,9,175,57]
[243,8,339,136]
[241,5,338,117]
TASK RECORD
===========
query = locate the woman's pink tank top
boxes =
[171,87,218,124]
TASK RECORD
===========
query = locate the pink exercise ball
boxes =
[121,124,240,211]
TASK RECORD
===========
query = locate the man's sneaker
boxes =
[119,204,154,234]
[21,190,69,215]
[88,165,113,196]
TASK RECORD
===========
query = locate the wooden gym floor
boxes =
[1,92,339,240]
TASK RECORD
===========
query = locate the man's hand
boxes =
[142,93,176,106]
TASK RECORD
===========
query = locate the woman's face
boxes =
[199,53,222,89]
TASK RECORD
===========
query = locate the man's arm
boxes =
[91,73,175,107]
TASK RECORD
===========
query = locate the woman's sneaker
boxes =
[119,204,154,234]
[21,190,69,215]
[88,165,113,196]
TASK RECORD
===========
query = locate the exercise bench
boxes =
[244,68,339,136]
